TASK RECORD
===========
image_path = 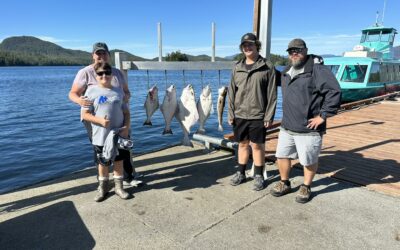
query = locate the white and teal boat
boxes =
[324,25,400,103]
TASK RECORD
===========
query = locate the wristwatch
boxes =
[320,111,327,120]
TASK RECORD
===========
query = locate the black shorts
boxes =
[233,118,266,144]
[94,145,130,166]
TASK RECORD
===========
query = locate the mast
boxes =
[254,0,273,59]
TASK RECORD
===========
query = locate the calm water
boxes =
[0,66,282,194]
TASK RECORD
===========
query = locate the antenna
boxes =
[381,0,387,25]
[375,11,379,26]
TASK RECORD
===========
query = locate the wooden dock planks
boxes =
[264,98,400,197]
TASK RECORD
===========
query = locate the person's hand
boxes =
[119,126,130,138]
[79,96,93,107]
[101,115,110,128]
[228,119,234,126]
[307,116,325,130]
[264,121,271,128]
[123,93,131,103]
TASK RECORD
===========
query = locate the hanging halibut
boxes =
[217,86,228,131]
[175,84,199,147]
[160,84,177,135]
[196,85,213,134]
[143,85,159,126]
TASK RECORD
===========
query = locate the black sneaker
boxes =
[252,174,265,191]
[270,181,292,197]
[295,185,311,203]
[230,171,246,186]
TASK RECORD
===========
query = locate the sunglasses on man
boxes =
[288,48,305,55]
[96,71,112,77]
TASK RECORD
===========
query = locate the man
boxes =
[69,42,142,187]
[228,33,278,191]
[270,39,341,203]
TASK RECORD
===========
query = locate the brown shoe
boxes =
[295,185,311,203]
[270,181,291,197]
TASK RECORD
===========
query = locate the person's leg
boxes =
[304,162,318,186]
[276,158,292,181]
[251,142,266,191]
[293,134,322,203]
[271,130,297,196]
[238,140,250,165]
[113,160,130,199]
[230,140,250,186]
[95,163,109,202]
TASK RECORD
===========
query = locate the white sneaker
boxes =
[123,179,143,187]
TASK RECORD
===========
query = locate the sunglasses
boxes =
[288,48,304,55]
[96,71,112,76]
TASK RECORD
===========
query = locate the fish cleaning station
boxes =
[1,1,399,249]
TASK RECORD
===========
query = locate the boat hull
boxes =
[341,83,400,103]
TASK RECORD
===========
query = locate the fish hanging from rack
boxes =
[217,86,228,131]
[196,85,213,134]
[160,84,177,135]
[175,84,199,147]
[143,85,159,126]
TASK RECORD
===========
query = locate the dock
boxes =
[262,96,400,197]
[1,98,400,249]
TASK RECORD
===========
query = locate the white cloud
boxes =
[270,33,361,55]
[36,36,85,43]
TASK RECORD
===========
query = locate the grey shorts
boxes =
[275,129,323,166]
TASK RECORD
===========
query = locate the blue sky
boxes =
[1,0,400,58]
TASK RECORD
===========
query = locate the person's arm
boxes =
[81,109,110,128]
[227,69,236,125]
[119,107,131,138]
[122,82,131,103]
[264,67,278,127]
[69,83,93,107]
[307,65,341,130]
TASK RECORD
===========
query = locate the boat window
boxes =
[397,65,400,81]
[380,33,391,42]
[360,33,367,43]
[341,64,368,83]
[326,65,340,77]
[368,63,380,83]
[380,64,389,82]
[365,31,381,42]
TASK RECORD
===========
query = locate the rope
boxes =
[164,70,168,89]
[200,70,204,89]
[182,70,186,87]
[218,70,221,87]
[146,70,150,89]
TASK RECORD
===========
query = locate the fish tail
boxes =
[196,128,206,134]
[162,128,173,135]
[143,120,152,126]
[182,136,193,147]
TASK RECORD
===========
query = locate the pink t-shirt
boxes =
[73,65,127,95]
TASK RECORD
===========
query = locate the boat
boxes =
[324,24,400,103]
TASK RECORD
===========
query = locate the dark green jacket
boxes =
[228,56,278,123]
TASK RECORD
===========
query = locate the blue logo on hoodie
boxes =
[98,96,108,104]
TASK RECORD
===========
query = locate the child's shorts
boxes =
[93,145,130,166]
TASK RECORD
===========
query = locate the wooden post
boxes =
[114,51,128,83]
[253,0,261,36]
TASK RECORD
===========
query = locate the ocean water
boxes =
[0,66,282,194]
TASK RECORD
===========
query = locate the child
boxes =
[82,62,131,202]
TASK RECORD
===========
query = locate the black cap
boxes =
[286,38,307,51]
[92,42,109,54]
[240,33,257,45]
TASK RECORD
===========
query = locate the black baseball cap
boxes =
[92,42,110,54]
[286,38,307,51]
[240,33,258,45]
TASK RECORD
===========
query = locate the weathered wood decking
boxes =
[228,97,400,197]
[270,98,400,196]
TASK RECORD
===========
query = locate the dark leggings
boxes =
[83,120,135,177]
